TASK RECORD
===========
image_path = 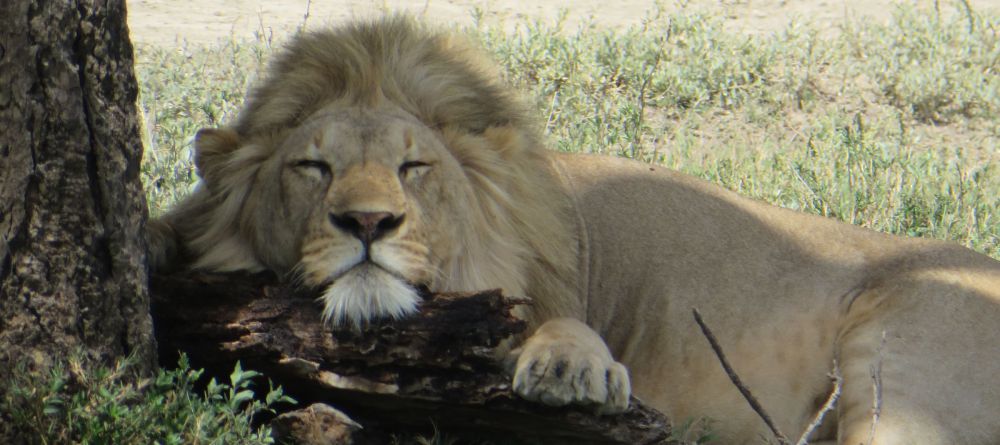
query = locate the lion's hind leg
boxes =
[834,272,1000,445]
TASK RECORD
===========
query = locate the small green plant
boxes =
[670,417,717,444]
[3,354,295,445]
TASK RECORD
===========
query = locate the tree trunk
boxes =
[0,0,154,437]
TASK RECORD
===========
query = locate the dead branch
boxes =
[151,271,674,444]
[691,308,790,445]
[794,361,842,445]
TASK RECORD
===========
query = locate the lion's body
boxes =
[557,153,1000,442]
[151,17,1000,444]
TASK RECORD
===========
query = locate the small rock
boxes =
[271,403,363,445]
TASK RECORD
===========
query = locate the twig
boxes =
[865,331,886,445]
[297,0,313,34]
[628,19,669,160]
[794,360,842,445]
[692,308,791,445]
[959,0,976,33]
[790,164,826,212]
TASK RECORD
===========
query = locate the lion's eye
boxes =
[292,159,331,176]
[399,160,431,178]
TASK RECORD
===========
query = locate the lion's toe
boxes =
[599,361,631,414]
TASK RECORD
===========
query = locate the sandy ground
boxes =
[127,0,999,46]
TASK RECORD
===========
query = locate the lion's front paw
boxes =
[509,318,631,414]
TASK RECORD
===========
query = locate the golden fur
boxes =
[150,17,1000,443]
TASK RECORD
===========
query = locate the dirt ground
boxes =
[127,0,998,46]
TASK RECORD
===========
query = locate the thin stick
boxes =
[297,0,313,34]
[795,361,843,445]
[865,331,886,445]
[628,21,667,160]
[959,0,976,33]
[692,308,791,445]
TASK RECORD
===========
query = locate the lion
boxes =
[149,16,1000,444]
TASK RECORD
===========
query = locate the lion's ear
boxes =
[194,128,241,181]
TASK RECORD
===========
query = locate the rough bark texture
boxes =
[152,272,675,444]
[0,0,154,437]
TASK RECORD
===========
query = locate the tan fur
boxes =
[150,16,1000,443]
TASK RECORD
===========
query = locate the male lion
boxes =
[150,16,1000,444]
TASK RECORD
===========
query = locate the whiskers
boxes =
[297,238,364,286]
[371,238,440,285]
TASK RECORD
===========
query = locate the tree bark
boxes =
[152,272,675,444]
[0,0,154,437]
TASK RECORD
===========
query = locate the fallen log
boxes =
[150,272,674,444]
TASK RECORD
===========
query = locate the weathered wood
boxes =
[151,272,675,444]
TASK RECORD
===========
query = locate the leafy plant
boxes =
[3,354,295,445]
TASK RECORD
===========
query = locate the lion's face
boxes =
[187,96,554,328]
[247,105,476,327]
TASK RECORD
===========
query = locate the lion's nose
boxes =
[330,211,404,245]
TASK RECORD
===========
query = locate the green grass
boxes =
[472,4,1000,257]
[137,37,271,214]
[137,2,999,260]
